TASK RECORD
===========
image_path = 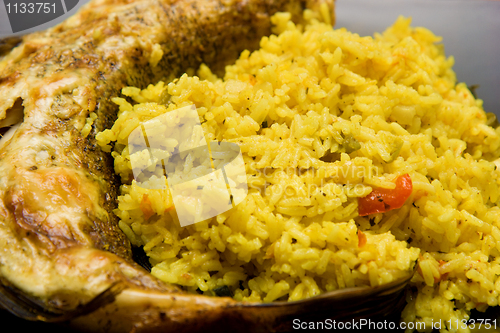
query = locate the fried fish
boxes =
[0,0,336,331]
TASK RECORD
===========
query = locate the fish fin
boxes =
[0,276,125,322]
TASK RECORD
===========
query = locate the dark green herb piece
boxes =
[486,112,499,127]
[468,84,479,99]
[342,134,361,153]
[388,137,404,162]
[213,285,233,297]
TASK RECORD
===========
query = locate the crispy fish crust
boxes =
[0,0,335,331]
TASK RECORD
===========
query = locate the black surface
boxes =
[0,309,79,332]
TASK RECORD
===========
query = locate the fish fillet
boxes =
[0,0,335,332]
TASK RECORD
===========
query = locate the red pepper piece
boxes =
[358,173,412,216]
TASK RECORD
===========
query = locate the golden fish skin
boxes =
[0,0,335,331]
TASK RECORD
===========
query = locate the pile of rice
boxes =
[97,11,500,330]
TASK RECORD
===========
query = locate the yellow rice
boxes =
[97,11,500,331]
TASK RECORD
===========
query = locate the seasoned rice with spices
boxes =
[97,10,500,330]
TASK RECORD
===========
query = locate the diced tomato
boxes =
[358,173,412,216]
[357,230,367,247]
